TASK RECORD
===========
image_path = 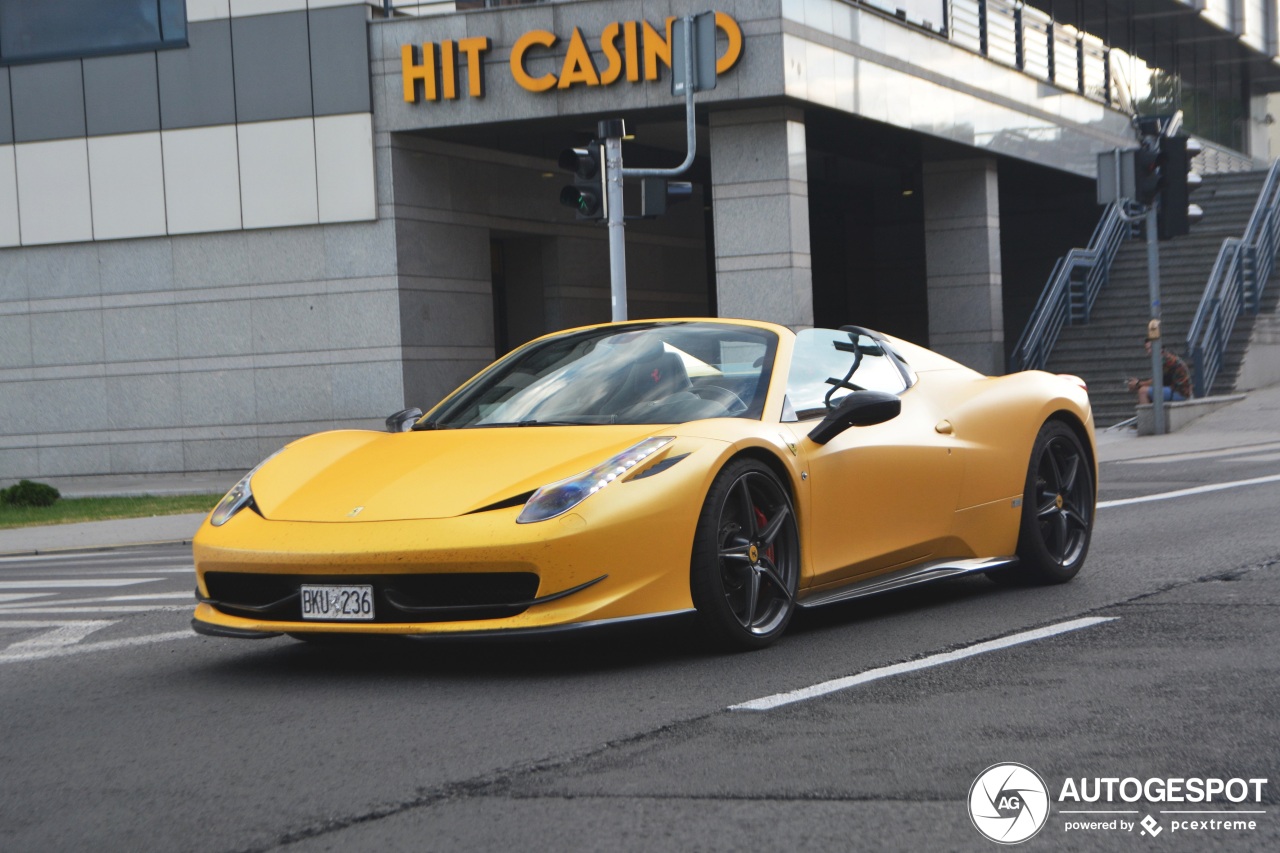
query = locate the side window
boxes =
[784,329,908,420]
[0,0,188,66]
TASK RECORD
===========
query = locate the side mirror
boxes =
[807,391,900,445]
[385,407,423,433]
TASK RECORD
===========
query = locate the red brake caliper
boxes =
[753,507,775,563]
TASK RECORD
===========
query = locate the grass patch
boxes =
[0,494,222,530]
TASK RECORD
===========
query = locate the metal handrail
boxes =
[1186,160,1280,396]
[1011,202,1131,371]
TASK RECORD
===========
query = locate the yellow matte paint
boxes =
[510,29,557,92]
[193,318,1096,638]
[715,11,743,74]
[401,43,436,102]
[623,21,640,81]
[599,22,623,85]
[458,37,490,97]
[641,20,672,81]
[405,14,742,101]
[557,28,600,88]
[440,40,457,99]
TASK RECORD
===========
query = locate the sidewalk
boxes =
[0,470,236,556]
[1095,381,1280,463]
[2,383,1277,556]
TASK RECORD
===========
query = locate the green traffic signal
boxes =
[558,142,606,221]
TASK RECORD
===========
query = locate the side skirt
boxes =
[796,557,1017,610]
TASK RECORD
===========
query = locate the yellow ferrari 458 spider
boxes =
[192,318,1096,650]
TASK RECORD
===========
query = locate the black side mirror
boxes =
[807,391,900,445]
[385,407,423,433]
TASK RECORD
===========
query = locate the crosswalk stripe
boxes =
[0,578,163,589]
[0,630,194,664]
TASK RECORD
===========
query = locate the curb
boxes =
[0,539,194,559]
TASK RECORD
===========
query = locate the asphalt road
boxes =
[1,443,1278,852]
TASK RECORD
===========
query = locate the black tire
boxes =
[690,459,799,650]
[993,420,1094,586]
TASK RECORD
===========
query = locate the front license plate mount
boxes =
[300,584,375,621]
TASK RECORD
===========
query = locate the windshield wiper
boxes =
[410,420,448,431]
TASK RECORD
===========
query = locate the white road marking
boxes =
[730,617,1117,711]
[1114,441,1280,465]
[1098,474,1280,509]
[0,605,191,615]
[0,591,193,609]
[2,621,115,653]
[0,630,193,664]
[0,593,56,604]
[0,578,163,589]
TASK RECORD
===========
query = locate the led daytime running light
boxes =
[517,437,674,523]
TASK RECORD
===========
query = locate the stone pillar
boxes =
[923,158,1004,374]
[709,107,813,328]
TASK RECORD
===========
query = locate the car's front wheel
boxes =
[690,459,799,650]
[995,420,1094,585]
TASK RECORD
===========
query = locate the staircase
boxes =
[1044,171,1269,427]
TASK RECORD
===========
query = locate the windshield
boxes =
[426,322,778,428]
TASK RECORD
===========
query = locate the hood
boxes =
[250,425,666,522]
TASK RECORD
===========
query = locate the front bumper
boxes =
[191,487,702,638]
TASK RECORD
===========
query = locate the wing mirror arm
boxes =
[806,391,901,445]
[385,407,424,433]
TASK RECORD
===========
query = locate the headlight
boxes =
[209,451,281,527]
[517,437,674,524]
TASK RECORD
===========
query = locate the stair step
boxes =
[1020,169,1273,415]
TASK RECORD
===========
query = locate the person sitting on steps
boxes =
[1127,339,1193,404]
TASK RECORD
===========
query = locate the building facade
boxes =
[0,0,1275,480]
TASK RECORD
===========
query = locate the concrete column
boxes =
[709,107,813,328]
[923,158,1004,374]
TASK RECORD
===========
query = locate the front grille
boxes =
[202,571,541,623]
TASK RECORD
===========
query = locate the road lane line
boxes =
[0,592,193,609]
[0,593,56,604]
[4,621,115,653]
[0,578,163,589]
[730,617,1117,711]
[1113,441,1280,464]
[0,630,193,664]
[0,605,192,614]
[1098,473,1280,509]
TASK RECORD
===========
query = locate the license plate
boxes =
[300,585,375,621]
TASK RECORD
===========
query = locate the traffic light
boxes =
[1156,136,1204,240]
[640,177,693,217]
[558,142,606,221]
[1134,141,1162,206]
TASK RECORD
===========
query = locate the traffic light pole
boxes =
[599,14,703,320]
[1145,204,1166,436]
[603,131,627,321]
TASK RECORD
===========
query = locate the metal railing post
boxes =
[978,0,989,55]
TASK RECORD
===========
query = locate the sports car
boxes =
[191,318,1096,650]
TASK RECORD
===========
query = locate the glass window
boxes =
[785,329,908,421]
[0,0,187,66]
[428,322,778,428]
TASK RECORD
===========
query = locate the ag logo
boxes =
[968,763,1050,844]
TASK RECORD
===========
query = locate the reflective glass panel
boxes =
[785,329,908,420]
[428,322,779,428]
[0,0,187,65]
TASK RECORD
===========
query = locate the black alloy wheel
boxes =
[997,420,1095,585]
[690,459,799,650]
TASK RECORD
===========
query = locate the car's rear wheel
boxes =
[690,459,799,650]
[995,420,1094,585]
